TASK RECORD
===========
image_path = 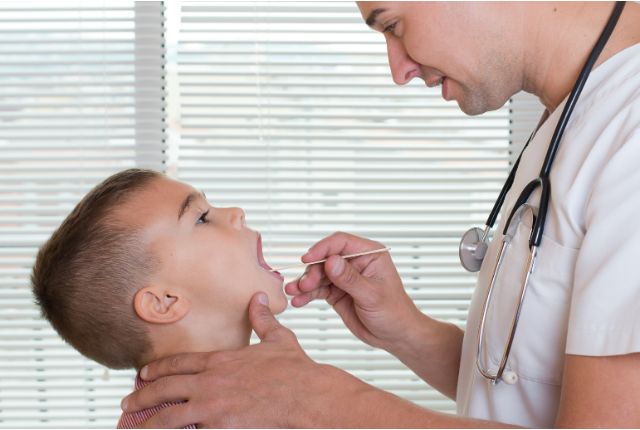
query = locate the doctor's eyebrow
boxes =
[178,190,207,221]
[365,8,387,28]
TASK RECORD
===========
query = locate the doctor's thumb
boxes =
[249,292,283,341]
[325,256,367,298]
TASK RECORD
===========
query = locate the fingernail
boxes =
[121,397,129,411]
[140,365,148,380]
[331,256,345,276]
[257,292,269,305]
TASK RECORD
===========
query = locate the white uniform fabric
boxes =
[456,43,640,427]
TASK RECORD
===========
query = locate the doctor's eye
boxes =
[383,22,397,34]
[196,209,210,225]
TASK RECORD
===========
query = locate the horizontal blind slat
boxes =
[0,2,165,427]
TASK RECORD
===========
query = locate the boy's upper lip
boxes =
[256,233,274,271]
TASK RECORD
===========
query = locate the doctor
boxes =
[122,2,640,427]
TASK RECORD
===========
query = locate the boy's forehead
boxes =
[136,176,189,204]
[114,177,196,226]
[152,176,196,199]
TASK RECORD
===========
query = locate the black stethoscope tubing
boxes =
[482,1,626,249]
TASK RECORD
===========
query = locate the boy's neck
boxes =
[138,314,252,372]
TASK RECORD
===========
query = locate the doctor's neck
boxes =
[522,1,640,113]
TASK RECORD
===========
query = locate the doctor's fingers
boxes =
[299,263,329,292]
[141,401,207,429]
[286,273,332,307]
[291,284,347,308]
[122,373,200,413]
[129,351,235,397]
[303,231,384,263]
[284,263,328,296]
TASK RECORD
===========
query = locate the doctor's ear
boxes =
[133,286,190,324]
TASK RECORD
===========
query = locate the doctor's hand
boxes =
[285,232,425,356]
[120,293,367,428]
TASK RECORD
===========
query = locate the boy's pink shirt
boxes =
[117,373,196,429]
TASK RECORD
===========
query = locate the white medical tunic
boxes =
[456,43,640,427]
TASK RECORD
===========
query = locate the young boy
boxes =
[31,168,288,428]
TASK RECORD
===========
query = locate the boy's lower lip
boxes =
[269,270,284,282]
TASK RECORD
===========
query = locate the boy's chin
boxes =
[269,294,288,315]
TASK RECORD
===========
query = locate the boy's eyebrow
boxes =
[365,8,386,28]
[178,190,207,220]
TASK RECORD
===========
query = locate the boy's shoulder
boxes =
[117,374,196,429]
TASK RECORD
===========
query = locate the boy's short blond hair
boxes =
[32,169,161,369]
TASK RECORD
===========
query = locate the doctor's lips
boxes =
[256,234,284,282]
[426,76,445,88]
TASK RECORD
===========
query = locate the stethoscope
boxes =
[458,1,626,385]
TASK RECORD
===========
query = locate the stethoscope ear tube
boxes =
[530,177,550,247]
[500,176,550,249]
[501,179,538,236]
[538,1,626,178]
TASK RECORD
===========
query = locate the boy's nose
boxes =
[227,207,246,229]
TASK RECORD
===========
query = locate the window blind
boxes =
[0,2,541,427]
[174,2,511,413]
[0,2,165,428]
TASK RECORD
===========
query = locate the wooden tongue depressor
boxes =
[270,247,391,272]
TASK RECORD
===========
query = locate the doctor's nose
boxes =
[226,207,246,229]
[386,36,422,85]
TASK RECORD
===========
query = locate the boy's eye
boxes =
[196,210,209,225]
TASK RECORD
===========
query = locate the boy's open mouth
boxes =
[257,234,284,281]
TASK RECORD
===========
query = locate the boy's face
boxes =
[119,176,288,325]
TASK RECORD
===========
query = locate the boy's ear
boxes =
[133,286,190,324]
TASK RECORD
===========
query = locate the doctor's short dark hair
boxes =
[31,168,162,370]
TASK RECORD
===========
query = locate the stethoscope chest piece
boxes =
[459,227,488,273]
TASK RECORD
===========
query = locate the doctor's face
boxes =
[357,1,523,115]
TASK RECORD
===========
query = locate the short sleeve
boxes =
[567,124,640,356]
